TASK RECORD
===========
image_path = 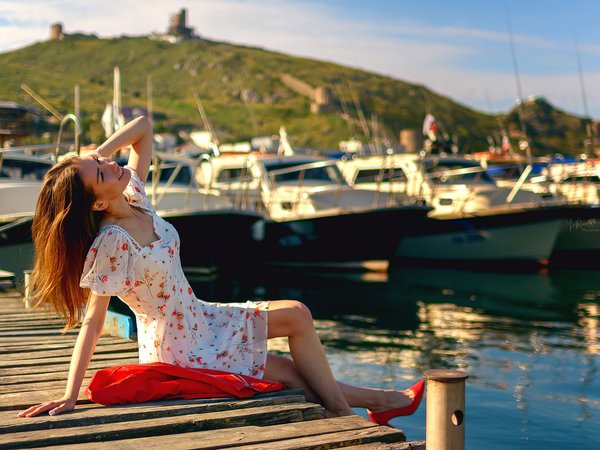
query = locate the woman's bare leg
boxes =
[264,353,415,411]
[267,300,353,416]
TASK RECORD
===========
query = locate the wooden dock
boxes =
[0,288,425,449]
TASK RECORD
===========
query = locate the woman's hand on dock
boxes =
[17,397,76,418]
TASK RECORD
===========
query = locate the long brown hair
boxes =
[31,157,102,330]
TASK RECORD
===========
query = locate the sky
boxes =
[1,0,600,118]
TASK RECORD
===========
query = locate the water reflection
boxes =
[0,243,33,286]
[1,241,597,447]
[189,266,599,447]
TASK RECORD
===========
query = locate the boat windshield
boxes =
[354,168,408,184]
[149,163,193,186]
[425,161,496,185]
[265,161,345,185]
[0,157,52,180]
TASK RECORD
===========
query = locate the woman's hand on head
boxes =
[17,397,76,418]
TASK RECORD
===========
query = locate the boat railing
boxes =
[422,162,555,211]
[545,162,600,204]
[0,142,77,175]
[266,159,411,212]
[55,114,81,159]
[150,150,223,211]
[264,159,358,214]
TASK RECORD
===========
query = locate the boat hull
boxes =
[252,206,431,270]
[550,205,600,267]
[0,216,33,247]
[395,207,564,268]
[161,209,261,274]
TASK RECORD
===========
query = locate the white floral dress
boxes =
[80,167,269,378]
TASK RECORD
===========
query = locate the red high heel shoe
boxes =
[367,380,425,427]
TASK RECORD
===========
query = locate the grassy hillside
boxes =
[0,36,593,156]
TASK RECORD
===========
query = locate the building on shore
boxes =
[0,102,45,147]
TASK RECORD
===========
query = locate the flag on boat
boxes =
[422,114,437,136]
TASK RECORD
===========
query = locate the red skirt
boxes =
[85,362,284,406]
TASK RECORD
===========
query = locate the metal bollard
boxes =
[23,269,33,309]
[424,369,469,450]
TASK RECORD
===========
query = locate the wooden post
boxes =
[23,269,33,309]
[424,369,469,450]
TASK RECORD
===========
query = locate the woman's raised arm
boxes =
[94,116,153,183]
[17,293,111,417]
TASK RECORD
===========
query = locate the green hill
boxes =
[0,36,594,156]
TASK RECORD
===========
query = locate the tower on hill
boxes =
[167,8,195,41]
[50,23,64,41]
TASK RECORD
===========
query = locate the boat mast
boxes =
[575,37,595,157]
[147,74,153,125]
[507,15,532,164]
[193,88,220,157]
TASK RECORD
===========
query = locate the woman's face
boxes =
[78,155,131,203]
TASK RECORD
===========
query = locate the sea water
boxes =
[189,266,600,450]
[6,237,595,448]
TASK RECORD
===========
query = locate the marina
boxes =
[1,3,600,448]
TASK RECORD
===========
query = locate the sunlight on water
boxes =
[190,266,600,449]
[4,237,596,448]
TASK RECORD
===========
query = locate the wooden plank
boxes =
[0,356,139,379]
[0,334,123,345]
[0,351,139,368]
[0,361,141,410]
[0,314,60,323]
[233,426,406,450]
[1,391,307,432]
[346,441,426,449]
[2,375,95,393]
[2,377,99,394]
[0,317,64,325]
[1,349,135,383]
[0,339,135,355]
[0,322,66,331]
[0,328,79,337]
[0,403,324,449]
[1,342,137,361]
[0,377,298,412]
[0,335,81,345]
[48,416,383,450]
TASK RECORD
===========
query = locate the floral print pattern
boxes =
[80,166,269,378]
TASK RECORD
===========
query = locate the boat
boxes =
[481,156,600,267]
[194,151,431,271]
[0,151,54,247]
[544,160,600,266]
[338,153,566,269]
[131,154,263,274]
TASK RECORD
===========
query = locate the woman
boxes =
[18,117,423,425]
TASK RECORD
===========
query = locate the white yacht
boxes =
[0,152,53,247]
[194,151,431,271]
[338,153,567,268]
